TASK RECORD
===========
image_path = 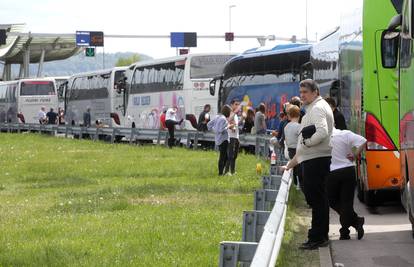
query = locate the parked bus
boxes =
[64,67,127,127]
[338,0,402,206]
[209,31,339,131]
[384,0,414,236]
[0,78,58,124]
[124,53,235,129]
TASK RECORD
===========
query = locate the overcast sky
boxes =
[1,0,354,59]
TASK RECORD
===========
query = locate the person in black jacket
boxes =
[197,104,211,132]
[325,97,347,130]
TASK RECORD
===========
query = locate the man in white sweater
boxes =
[296,79,334,250]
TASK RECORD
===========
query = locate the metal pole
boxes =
[37,49,45,77]
[229,5,236,51]
[103,46,105,69]
[305,0,308,43]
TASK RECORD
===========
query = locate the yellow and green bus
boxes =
[339,0,402,206]
[384,0,414,237]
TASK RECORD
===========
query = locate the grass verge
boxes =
[276,185,320,267]
[0,133,267,266]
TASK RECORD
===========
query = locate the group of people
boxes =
[207,79,367,250]
[280,79,366,250]
[38,106,64,125]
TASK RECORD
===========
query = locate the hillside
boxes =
[2,52,152,78]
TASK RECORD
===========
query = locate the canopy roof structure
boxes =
[0,24,81,80]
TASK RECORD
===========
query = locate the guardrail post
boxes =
[194,132,200,150]
[254,189,278,211]
[65,125,69,138]
[110,128,116,143]
[129,128,136,145]
[186,132,191,148]
[164,131,169,147]
[255,136,260,157]
[242,211,271,242]
[219,242,258,267]
[17,123,20,133]
[262,175,282,190]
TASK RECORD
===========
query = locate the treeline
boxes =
[4,52,152,78]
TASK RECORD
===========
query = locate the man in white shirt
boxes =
[327,128,367,241]
[165,107,183,148]
[38,106,47,124]
[225,99,241,175]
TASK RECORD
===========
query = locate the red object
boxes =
[179,49,189,55]
[22,81,52,85]
[160,113,167,129]
[225,32,234,41]
[365,112,396,150]
[110,112,121,125]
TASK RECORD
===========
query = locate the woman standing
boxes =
[208,105,233,175]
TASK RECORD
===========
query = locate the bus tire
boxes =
[408,207,414,239]
[364,190,377,207]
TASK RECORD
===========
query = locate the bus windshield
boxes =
[190,55,234,79]
[20,81,55,96]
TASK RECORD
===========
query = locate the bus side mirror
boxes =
[381,31,400,68]
[209,79,216,96]
[116,77,127,94]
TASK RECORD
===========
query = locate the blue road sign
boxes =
[170,32,197,48]
[76,31,91,47]
[171,32,184,47]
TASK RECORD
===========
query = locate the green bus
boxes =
[384,0,414,237]
[339,0,402,206]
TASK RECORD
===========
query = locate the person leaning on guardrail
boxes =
[207,105,233,176]
[290,79,334,250]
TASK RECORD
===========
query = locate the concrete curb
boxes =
[319,243,333,267]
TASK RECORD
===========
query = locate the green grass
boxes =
[276,186,320,267]
[0,133,267,266]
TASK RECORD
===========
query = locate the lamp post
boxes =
[229,4,236,51]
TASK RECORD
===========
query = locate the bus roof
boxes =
[128,52,237,70]
[230,43,312,62]
[69,67,127,78]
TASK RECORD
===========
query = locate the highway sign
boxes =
[85,47,95,57]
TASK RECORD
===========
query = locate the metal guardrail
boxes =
[0,123,281,159]
[219,167,292,267]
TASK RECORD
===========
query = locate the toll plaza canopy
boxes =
[0,23,82,80]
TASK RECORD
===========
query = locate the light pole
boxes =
[305,0,308,43]
[229,4,236,51]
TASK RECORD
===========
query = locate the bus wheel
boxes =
[364,190,377,207]
[357,179,365,203]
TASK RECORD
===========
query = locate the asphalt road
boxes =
[329,195,414,267]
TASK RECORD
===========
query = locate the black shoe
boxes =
[299,239,329,250]
[339,234,351,240]
[355,217,365,240]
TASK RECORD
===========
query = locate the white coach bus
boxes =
[124,53,235,129]
[64,67,127,127]
[0,78,58,124]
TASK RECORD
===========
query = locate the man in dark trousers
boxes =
[296,79,334,250]
[325,97,347,130]
[83,107,91,127]
[327,128,366,240]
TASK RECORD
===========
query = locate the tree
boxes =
[115,54,141,67]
